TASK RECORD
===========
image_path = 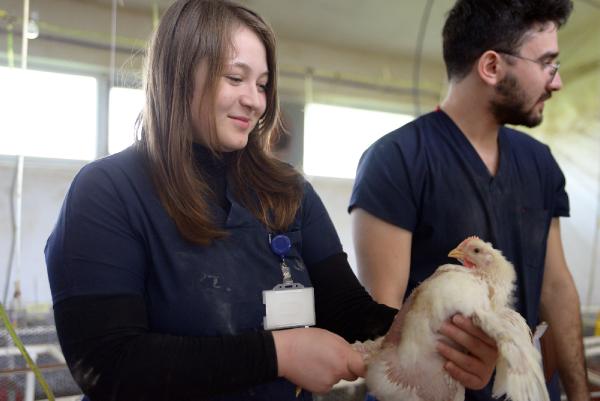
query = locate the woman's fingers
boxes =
[273,327,365,394]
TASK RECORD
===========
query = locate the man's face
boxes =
[490,23,562,127]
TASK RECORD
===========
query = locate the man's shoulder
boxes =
[368,111,440,153]
[502,127,552,157]
[383,111,439,138]
[503,126,546,146]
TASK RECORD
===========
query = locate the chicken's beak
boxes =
[448,247,464,260]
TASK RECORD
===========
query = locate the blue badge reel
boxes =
[263,234,315,330]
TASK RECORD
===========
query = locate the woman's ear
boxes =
[477,50,504,86]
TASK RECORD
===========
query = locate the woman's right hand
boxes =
[272,327,365,394]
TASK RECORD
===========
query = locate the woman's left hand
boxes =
[436,314,498,390]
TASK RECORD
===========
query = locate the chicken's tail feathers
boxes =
[473,309,549,401]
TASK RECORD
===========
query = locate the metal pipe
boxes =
[3,160,24,309]
[109,0,117,88]
[21,0,29,69]
[411,0,434,117]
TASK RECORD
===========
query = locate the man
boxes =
[349,0,589,400]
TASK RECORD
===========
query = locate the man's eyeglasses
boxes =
[496,51,560,82]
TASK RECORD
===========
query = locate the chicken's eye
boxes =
[474,248,480,253]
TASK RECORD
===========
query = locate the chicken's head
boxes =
[448,236,497,269]
[448,236,516,304]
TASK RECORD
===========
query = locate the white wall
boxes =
[0,158,84,305]
[308,177,357,270]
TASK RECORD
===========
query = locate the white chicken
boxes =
[364,236,549,401]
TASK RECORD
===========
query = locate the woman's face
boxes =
[191,25,269,152]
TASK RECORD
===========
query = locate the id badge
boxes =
[263,284,315,330]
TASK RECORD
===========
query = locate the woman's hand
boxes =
[272,327,365,394]
[436,314,498,390]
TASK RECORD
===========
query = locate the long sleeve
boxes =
[53,294,278,401]
[309,252,397,343]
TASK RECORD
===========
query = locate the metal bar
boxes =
[25,371,35,401]
[0,363,67,377]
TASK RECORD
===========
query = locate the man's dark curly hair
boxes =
[442,0,573,80]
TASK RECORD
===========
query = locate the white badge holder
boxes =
[263,234,315,330]
[263,283,315,330]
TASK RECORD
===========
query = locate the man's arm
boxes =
[351,208,412,309]
[539,218,589,400]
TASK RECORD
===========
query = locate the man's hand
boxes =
[437,314,498,390]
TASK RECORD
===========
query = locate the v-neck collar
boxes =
[436,109,508,184]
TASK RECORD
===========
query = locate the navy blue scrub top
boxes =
[46,145,343,400]
[349,110,569,330]
[350,110,569,401]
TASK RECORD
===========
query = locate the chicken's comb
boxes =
[458,235,481,248]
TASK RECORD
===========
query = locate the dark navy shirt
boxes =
[46,145,343,400]
[349,110,569,401]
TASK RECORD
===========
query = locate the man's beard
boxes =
[490,73,550,128]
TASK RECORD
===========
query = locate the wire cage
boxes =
[0,308,82,401]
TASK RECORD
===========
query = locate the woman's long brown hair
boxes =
[137,0,302,245]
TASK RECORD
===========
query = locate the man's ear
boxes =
[477,50,505,86]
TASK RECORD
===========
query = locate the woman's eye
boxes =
[258,84,267,92]
[226,76,242,83]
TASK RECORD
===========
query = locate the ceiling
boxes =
[2,0,597,111]
[84,0,600,62]
[242,0,455,61]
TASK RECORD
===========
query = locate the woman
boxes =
[45,1,496,400]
